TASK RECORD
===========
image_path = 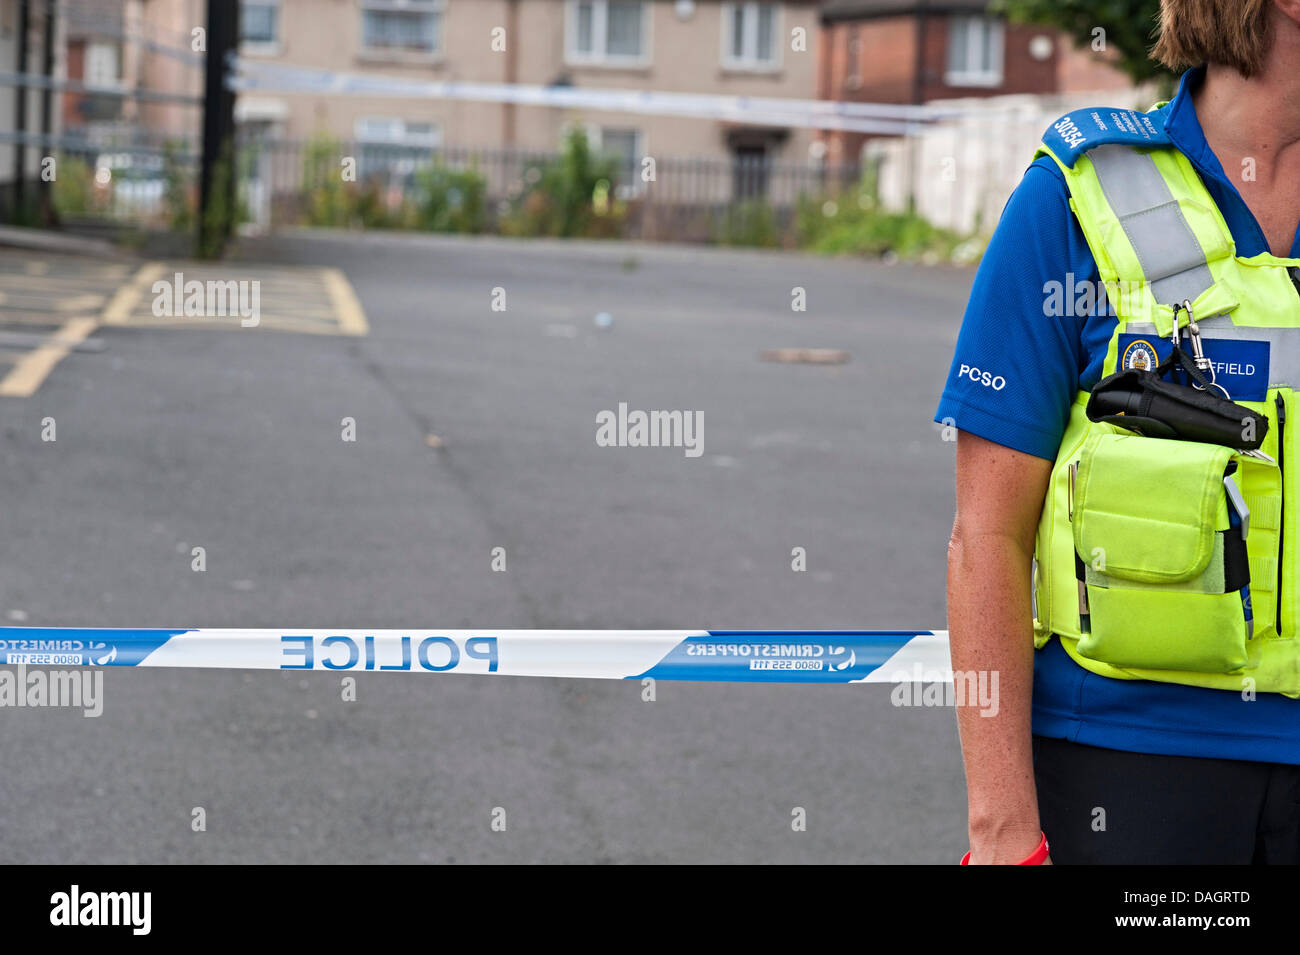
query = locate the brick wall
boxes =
[63,39,85,129]
[820,15,917,162]
[820,10,1133,161]
[920,17,1058,101]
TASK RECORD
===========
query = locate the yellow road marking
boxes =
[56,294,107,312]
[0,317,99,397]
[116,313,337,333]
[321,268,370,336]
[102,262,166,325]
[0,273,125,290]
[0,259,365,397]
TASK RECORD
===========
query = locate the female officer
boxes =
[938,0,1300,863]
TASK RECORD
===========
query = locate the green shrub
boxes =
[163,140,194,233]
[302,134,351,227]
[501,129,624,238]
[795,177,969,261]
[51,154,94,217]
[351,178,389,229]
[717,198,780,247]
[412,161,487,233]
[198,139,237,257]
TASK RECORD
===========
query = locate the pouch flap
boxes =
[1073,430,1234,584]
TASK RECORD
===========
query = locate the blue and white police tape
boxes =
[0,628,952,684]
[230,60,958,136]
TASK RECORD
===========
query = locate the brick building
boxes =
[818,0,1132,161]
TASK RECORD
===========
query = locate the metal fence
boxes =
[0,127,198,229]
[242,136,867,243]
[33,132,871,245]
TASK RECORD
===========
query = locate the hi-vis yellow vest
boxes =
[1031,106,1300,696]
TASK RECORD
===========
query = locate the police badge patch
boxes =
[1121,338,1159,372]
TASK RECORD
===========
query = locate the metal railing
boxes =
[26,132,872,244]
[240,136,868,242]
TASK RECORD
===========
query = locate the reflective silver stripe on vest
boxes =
[1125,317,1300,388]
[1089,144,1215,306]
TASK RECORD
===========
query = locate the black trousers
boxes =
[1033,735,1300,864]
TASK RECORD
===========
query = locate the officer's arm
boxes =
[947,430,1052,864]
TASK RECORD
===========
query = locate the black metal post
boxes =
[39,0,55,223]
[198,0,239,257]
[13,0,30,218]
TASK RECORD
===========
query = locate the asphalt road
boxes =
[0,230,974,863]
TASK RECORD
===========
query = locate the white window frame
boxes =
[360,0,446,59]
[560,121,642,155]
[355,116,442,148]
[720,2,782,72]
[578,123,646,199]
[84,41,122,89]
[845,26,861,90]
[944,14,1004,87]
[565,0,651,68]
[240,0,281,56]
[556,122,647,198]
[355,116,443,185]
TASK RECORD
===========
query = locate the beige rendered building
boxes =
[225,0,823,165]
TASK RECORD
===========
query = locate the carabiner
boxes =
[1178,300,1232,399]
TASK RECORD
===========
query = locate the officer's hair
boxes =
[1152,0,1274,77]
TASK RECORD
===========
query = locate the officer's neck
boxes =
[1194,33,1300,165]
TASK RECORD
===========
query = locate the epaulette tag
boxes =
[1041,107,1171,167]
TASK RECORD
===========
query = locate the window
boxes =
[362,0,444,55]
[595,127,642,198]
[567,1,647,64]
[355,117,442,187]
[945,15,1004,86]
[84,42,120,87]
[241,1,279,45]
[722,2,779,70]
[845,25,861,89]
[561,123,644,196]
[355,117,441,147]
[596,128,639,166]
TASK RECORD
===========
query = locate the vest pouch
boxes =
[1071,429,1253,673]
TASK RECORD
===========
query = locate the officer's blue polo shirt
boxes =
[934,66,1300,765]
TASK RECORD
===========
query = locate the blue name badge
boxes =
[1116,334,1271,401]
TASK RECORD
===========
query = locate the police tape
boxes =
[0,628,953,684]
[230,59,957,136]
